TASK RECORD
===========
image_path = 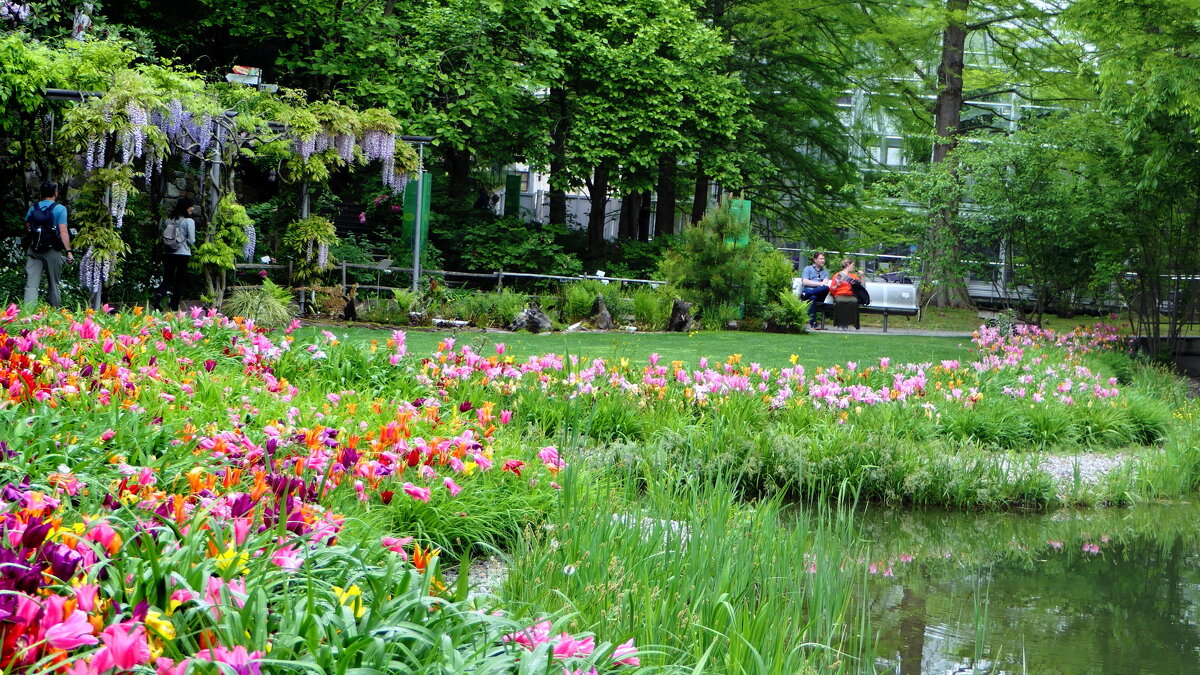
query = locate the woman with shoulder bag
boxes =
[828,258,861,330]
[151,197,196,311]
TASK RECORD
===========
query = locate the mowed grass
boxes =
[300,324,971,370]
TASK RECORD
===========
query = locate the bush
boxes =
[701,302,740,331]
[657,201,794,320]
[222,278,295,327]
[631,286,672,330]
[434,212,583,276]
[764,290,811,332]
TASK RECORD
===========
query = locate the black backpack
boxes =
[25,203,62,254]
[849,278,871,306]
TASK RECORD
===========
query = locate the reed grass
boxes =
[503,468,874,673]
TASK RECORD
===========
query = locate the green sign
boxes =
[403,173,431,242]
[725,199,751,247]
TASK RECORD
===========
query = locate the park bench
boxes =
[792,279,919,332]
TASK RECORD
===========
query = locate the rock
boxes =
[623,325,637,333]
[565,321,585,332]
[510,304,553,333]
[165,183,182,198]
[593,295,615,330]
[667,298,694,332]
[432,318,471,328]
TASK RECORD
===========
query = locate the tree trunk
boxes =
[636,190,653,242]
[657,154,677,236]
[927,0,973,308]
[443,147,471,204]
[588,163,610,262]
[548,87,569,226]
[619,191,640,239]
[691,156,710,224]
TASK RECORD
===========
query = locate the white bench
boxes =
[793,279,919,332]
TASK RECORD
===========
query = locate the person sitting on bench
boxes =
[828,258,861,330]
[800,252,831,330]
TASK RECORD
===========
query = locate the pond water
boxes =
[857,501,1200,674]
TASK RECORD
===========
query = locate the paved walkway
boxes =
[812,326,976,338]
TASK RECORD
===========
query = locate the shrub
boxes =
[222,278,295,327]
[392,287,419,312]
[764,290,810,332]
[631,286,672,330]
[700,302,740,331]
[562,281,600,323]
[657,201,794,319]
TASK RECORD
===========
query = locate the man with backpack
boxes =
[23,181,73,308]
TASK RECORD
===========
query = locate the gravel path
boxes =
[1038,453,1132,485]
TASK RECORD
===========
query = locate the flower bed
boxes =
[0,307,634,674]
[0,306,1186,672]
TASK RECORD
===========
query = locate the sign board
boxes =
[403,174,431,244]
[724,199,751,247]
[226,66,262,86]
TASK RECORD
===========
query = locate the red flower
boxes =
[502,459,524,477]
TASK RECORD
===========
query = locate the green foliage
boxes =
[284,216,338,286]
[658,202,790,320]
[73,166,135,270]
[560,280,630,326]
[194,194,252,306]
[436,289,529,328]
[764,290,811,333]
[505,476,869,671]
[630,286,672,330]
[434,213,582,277]
[223,278,295,327]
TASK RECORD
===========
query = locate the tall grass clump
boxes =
[222,278,295,327]
[504,468,873,672]
[631,286,672,330]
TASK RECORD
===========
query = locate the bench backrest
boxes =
[792,278,919,311]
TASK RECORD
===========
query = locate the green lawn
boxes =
[300,325,971,370]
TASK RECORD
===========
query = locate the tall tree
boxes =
[852,0,1086,306]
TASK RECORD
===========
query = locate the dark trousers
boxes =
[153,254,190,310]
[801,287,829,322]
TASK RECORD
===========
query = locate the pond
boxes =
[858,501,1200,674]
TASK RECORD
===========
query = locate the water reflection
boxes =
[858,502,1200,674]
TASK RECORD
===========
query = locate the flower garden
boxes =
[2,305,1197,674]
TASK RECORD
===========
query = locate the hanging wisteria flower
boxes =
[0,1,30,22]
[198,114,214,153]
[334,133,356,162]
[125,101,148,159]
[316,242,329,269]
[109,182,129,228]
[242,223,257,261]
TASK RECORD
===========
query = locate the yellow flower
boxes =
[789,354,799,365]
[333,584,365,617]
[145,610,176,640]
[215,547,250,574]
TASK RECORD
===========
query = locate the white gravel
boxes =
[1038,453,1131,485]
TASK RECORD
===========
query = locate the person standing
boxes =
[23,182,73,308]
[800,252,831,329]
[151,197,197,311]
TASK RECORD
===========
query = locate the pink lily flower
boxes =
[91,622,151,671]
[45,609,99,650]
[444,477,462,497]
[612,638,640,665]
[402,482,431,503]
